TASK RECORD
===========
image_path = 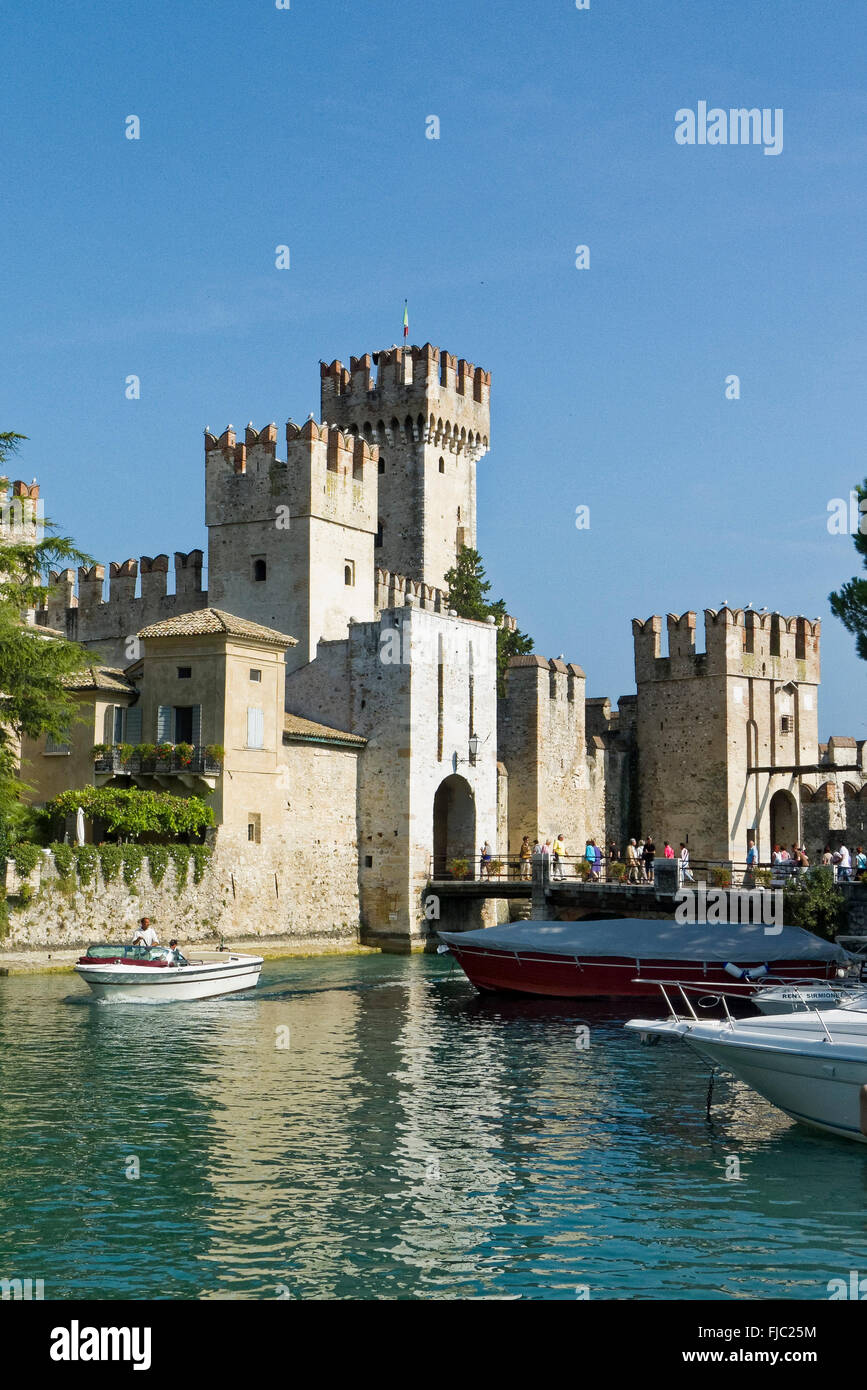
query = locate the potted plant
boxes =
[204,744,225,764]
[134,743,157,768]
[174,742,194,768]
[91,743,110,760]
[116,743,134,766]
[155,742,174,764]
[447,857,471,880]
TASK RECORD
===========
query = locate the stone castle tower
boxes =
[204,419,380,672]
[633,608,821,861]
[320,345,490,591]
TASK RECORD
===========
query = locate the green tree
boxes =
[783,867,847,941]
[829,477,867,658]
[0,432,93,847]
[444,546,534,693]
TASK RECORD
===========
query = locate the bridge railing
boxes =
[429,854,527,882]
[428,853,810,889]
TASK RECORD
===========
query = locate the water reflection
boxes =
[1,957,867,1300]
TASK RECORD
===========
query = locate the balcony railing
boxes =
[94,747,222,777]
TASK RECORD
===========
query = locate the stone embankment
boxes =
[1,847,364,961]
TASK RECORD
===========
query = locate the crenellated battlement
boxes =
[38,552,208,664]
[374,567,449,614]
[319,343,490,459]
[205,415,378,535]
[633,607,821,683]
[0,477,42,541]
[502,653,586,704]
[321,343,490,403]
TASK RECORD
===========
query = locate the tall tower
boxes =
[632,607,821,860]
[320,344,491,591]
[205,419,378,672]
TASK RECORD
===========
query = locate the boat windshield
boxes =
[84,944,169,962]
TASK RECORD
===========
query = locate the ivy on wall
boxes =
[146,845,169,886]
[48,786,215,839]
[8,838,214,900]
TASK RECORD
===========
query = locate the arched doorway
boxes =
[770,789,798,851]
[433,774,475,878]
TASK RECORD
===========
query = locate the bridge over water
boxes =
[426,854,684,930]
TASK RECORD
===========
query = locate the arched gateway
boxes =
[433,775,475,878]
[769,788,798,851]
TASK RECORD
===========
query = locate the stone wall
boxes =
[498,655,587,856]
[3,840,361,950]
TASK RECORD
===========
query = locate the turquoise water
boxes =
[2,953,867,1301]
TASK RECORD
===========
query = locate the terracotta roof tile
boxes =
[138,608,297,646]
[61,666,136,694]
[283,713,365,747]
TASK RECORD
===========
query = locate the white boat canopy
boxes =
[437,918,849,963]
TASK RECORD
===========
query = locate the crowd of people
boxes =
[479,837,867,884]
[488,835,696,883]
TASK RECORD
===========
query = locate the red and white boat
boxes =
[437,918,849,999]
[74,943,263,1003]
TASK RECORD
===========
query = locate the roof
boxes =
[61,665,136,695]
[137,608,297,647]
[438,918,848,964]
[283,712,365,748]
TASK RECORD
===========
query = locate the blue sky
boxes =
[2,0,866,736]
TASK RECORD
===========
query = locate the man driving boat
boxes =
[131,917,159,948]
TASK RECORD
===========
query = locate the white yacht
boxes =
[627,981,867,1143]
[74,943,263,1003]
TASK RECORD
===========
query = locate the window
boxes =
[252,557,267,582]
[45,731,70,755]
[157,704,201,745]
[375,520,383,549]
[177,666,191,679]
[246,707,265,749]
[781,715,793,734]
[247,813,261,844]
[439,457,445,473]
[249,668,262,683]
[344,560,355,587]
[364,855,373,868]
[378,457,385,475]
[105,704,141,745]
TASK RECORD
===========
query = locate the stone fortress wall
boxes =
[23,340,867,950]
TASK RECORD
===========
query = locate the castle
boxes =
[15,340,867,949]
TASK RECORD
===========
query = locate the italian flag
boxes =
[403,301,409,340]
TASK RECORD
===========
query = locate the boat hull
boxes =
[74,954,263,1003]
[681,1030,867,1143]
[444,945,839,999]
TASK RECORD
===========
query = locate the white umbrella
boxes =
[75,806,85,847]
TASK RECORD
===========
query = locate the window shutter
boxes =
[191,705,202,748]
[247,707,264,749]
[125,705,142,743]
[114,707,125,743]
[103,705,115,744]
[157,706,173,743]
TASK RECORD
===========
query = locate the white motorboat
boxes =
[752,981,859,1014]
[626,981,867,1144]
[74,943,263,1003]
